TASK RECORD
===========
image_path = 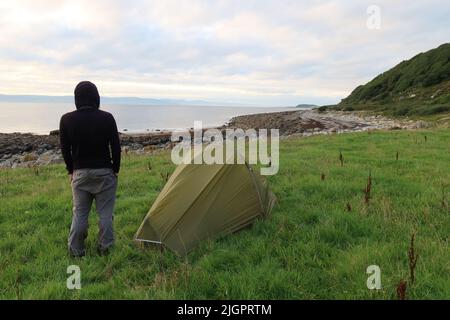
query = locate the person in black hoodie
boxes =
[60,81,121,257]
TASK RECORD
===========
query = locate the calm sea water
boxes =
[0,102,296,135]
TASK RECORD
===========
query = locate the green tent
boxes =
[134,160,276,256]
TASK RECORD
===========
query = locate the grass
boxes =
[339,43,450,116]
[331,101,450,118]
[0,129,449,299]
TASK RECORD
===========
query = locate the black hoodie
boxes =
[59,81,121,174]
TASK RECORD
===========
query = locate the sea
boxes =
[0,102,296,135]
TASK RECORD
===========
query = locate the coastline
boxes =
[0,109,427,169]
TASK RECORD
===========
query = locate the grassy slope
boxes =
[334,43,450,117]
[0,129,449,299]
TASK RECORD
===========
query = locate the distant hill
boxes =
[338,43,450,116]
[295,104,317,108]
[0,94,243,107]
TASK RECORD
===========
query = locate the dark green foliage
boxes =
[317,105,330,112]
[416,104,450,115]
[339,43,450,116]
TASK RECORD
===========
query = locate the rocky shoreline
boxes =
[0,130,175,169]
[226,109,427,136]
[0,109,427,169]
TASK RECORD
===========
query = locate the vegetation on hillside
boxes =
[333,43,450,116]
[0,129,449,299]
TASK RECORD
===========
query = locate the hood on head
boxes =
[74,81,100,109]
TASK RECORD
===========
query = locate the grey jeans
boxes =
[68,168,118,256]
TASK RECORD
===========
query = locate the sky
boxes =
[0,1,449,106]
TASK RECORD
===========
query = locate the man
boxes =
[60,81,121,257]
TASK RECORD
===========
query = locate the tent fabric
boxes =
[134,162,276,255]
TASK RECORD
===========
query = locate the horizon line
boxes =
[0,93,322,108]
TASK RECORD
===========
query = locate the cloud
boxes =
[0,0,449,105]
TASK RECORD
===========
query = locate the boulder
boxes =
[0,160,12,168]
[414,120,428,129]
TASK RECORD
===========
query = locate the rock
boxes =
[414,120,428,129]
[5,146,21,154]
[24,144,33,152]
[130,143,143,150]
[0,160,12,168]
[37,151,54,163]
[10,155,20,163]
[39,143,53,152]
[49,155,63,164]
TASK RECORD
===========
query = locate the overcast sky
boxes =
[0,1,449,106]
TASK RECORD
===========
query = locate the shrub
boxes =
[416,104,450,115]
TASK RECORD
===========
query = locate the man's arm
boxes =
[109,114,121,174]
[59,116,73,174]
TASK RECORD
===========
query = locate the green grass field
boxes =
[0,129,449,299]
